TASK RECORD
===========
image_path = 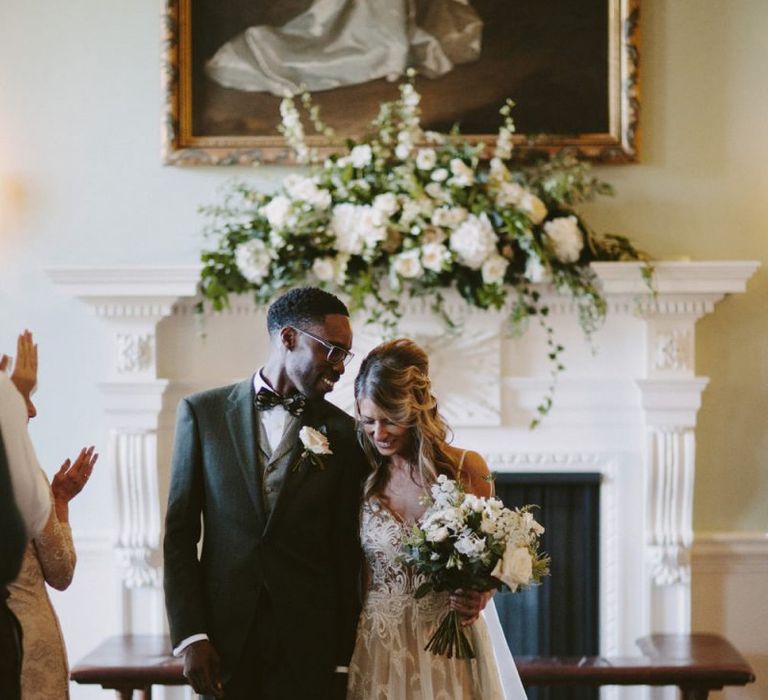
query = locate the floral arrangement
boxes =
[292,425,332,472]
[198,74,649,424]
[401,475,549,659]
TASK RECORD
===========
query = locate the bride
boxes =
[347,339,526,699]
[205,0,484,96]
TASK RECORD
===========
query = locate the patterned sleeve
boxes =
[33,489,77,591]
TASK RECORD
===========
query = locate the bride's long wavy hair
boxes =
[354,339,456,500]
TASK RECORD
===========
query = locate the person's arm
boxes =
[163,398,223,698]
[0,431,27,586]
[35,447,98,590]
[0,371,50,537]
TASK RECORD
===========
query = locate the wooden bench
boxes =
[70,633,755,699]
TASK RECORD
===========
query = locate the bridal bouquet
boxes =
[401,475,549,659]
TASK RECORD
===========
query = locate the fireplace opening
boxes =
[494,472,601,700]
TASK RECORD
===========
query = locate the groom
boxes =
[163,287,366,699]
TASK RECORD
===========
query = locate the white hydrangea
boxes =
[330,203,386,255]
[481,254,509,285]
[235,239,273,284]
[449,158,475,187]
[416,148,437,170]
[392,249,423,279]
[421,242,451,272]
[543,215,584,263]
[261,196,292,229]
[449,214,498,270]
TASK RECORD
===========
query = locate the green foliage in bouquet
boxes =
[198,73,650,425]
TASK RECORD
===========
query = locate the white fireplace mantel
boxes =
[47,261,759,663]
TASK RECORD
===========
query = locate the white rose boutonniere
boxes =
[293,426,333,472]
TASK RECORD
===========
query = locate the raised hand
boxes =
[52,446,98,503]
[10,330,38,400]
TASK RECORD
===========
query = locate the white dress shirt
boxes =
[0,372,51,538]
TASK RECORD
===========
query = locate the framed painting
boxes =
[163,0,640,166]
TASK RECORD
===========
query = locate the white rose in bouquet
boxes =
[349,144,372,168]
[449,214,498,270]
[519,192,548,225]
[543,215,584,263]
[416,148,437,170]
[491,544,534,592]
[330,204,386,255]
[449,158,475,187]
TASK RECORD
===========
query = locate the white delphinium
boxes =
[278,97,311,164]
[481,254,509,285]
[449,159,475,188]
[235,239,273,284]
[494,100,516,160]
[449,213,498,270]
[543,215,584,263]
[421,242,451,272]
[392,249,423,279]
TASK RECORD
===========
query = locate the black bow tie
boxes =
[254,387,306,417]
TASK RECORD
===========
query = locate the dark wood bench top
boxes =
[71,633,755,695]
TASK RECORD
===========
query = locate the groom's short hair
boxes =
[267,287,349,335]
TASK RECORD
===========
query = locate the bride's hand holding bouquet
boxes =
[401,475,549,659]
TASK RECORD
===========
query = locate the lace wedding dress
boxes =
[205,0,483,95]
[347,497,527,699]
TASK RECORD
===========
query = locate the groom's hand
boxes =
[183,639,224,698]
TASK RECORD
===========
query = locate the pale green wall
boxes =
[0,0,765,533]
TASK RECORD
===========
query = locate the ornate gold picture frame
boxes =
[163,0,640,166]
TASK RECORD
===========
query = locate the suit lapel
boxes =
[225,378,267,531]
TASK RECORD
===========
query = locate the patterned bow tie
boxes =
[254,387,306,417]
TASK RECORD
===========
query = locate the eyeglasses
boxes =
[291,327,355,367]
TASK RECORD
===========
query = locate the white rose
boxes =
[392,250,423,279]
[373,192,399,218]
[425,182,447,201]
[519,192,548,225]
[261,196,291,229]
[235,239,273,284]
[491,544,534,592]
[449,158,475,187]
[431,168,449,183]
[312,257,335,282]
[543,215,584,263]
[482,254,509,285]
[421,242,450,272]
[449,214,498,270]
[427,526,449,543]
[299,426,332,455]
[349,144,372,168]
[416,148,437,170]
[431,206,468,229]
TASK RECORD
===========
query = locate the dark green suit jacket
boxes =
[163,377,365,697]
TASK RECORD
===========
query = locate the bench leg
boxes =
[680,689,708,700]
